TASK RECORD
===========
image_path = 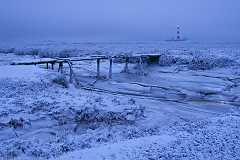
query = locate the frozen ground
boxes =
[0,42,240,160]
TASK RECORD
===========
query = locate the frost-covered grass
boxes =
[134,115,240,160]
[55,114,240,160]
[0,76,148,160]
[52,75,69,88]
[74,106,145,125]
[158,53,238,70]
[187,55,237,70]
[0,42,240,160]
[0,68,238,159]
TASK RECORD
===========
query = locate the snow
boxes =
[54,115,240,160]
[0,41,240,160]
[54,135,175,160]
[0,65,46,81]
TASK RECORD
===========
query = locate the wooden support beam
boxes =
[109,58,113,79]
[69,64,73,83]
[58,62,63,73]
[51,63,54,70]
[137,56,145,76]
[97,58,100,78]
[123,56,129,73]
[65,60,73,83]
[11,59,58,65]
[46,63,49,69]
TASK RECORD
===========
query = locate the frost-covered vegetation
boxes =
[129,115,240,160]
[52,75,69,88]
[158,53,237,70]
[0,41,240,160]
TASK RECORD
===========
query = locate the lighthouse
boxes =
[176,25,181,40]
[166,25,187,42]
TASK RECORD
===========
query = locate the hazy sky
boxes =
[0,0,240,42]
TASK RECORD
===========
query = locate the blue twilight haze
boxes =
[0,0,239,42]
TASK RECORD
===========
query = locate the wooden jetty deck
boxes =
[11,54,161,83]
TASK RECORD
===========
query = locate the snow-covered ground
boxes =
[0,42,240,160]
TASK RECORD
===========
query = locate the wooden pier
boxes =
[11,54,161,83]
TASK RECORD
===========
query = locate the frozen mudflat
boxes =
[0,42,240,160]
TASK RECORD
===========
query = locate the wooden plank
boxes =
[70,57,108,62]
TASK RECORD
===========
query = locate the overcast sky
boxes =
[0,0,240,42]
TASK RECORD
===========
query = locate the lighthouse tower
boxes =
[165,25,187,41]
[176,25,181,40]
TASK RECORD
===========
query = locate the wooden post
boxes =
[123,56,129,73]
[67,60,73,83]
[97,58,100,78]
[46,63,49,69]
[69,66,73,83]
[137,56,145,76]
[58,62,63,73]
[58,63,60,72]
[61,62,63,73]
[109,57,113,79]
[51,63,54,70]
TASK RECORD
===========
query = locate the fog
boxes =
[0,0,240,42]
